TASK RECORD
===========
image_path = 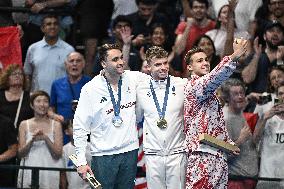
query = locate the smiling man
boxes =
[221,78,258,189]
[183,38,248,188]
[136,46,188,189]
[73,44,149,189]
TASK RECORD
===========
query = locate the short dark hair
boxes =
[220,78,246,103]
[30,90,50,105]
[145,46,168,64]
[189,0,209,8]
[136,0,157,5]
[150,22,169,36]
[112,15,132,29]
[184,47,205,65]
[98,43,121,63]
[41,14,59,26]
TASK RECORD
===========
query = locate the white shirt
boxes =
[73,71,149,166]
[259,115,284,178]
[136,76,188,155]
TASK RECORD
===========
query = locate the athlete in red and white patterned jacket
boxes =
[183,39,247,189]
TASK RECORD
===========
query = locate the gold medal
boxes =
[157,118,167,129]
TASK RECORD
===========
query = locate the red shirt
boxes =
[175,20,216,77]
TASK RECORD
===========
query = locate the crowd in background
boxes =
[0,0,284,188]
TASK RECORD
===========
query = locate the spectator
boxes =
[0,64,33,132]
[49,51,91,144]
[126,0,171,48]
[60,119,91,189]
[77,0,114,77]
[251,66,284,116]
[175,0,216,77]
[139,23,183,76]
[0,114,18,188]
[107,15,142,72]
[22,0,77,60]
[242,21,284,94]
[211,0,262,32]
[17,90,63,189]
[206,3,250,57]
[193,34,220,70]
[221,78,258,189]
[24,14,74,95]
[49,51,91,123]
[253,83,284,188]
[254,0,284,46]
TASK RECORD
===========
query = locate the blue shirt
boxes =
[50,75,91,120]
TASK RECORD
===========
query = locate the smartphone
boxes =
[257,94,272,105]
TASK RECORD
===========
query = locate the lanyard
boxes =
[105,76,122,116]
[149,77,170,119]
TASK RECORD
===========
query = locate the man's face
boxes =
[269,0,284,18]
[191,1,208,21]
[149,57,169,80]
[113,21,132,40]
[264,26,284,48]
[228,86,246,112]
[138,2,156,20]
[102,49,125,76]
[41,17,59,38]
[65,52,85,78]
[187,52,210,76]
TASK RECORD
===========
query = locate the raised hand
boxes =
[253,37,262,56]
[231,38,248,62]
[30,2,46,13]
[120,26,133,45]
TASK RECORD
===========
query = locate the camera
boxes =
[257,94,272,105]
[71,100,78,113]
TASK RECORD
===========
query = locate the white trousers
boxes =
[145,153,186,189]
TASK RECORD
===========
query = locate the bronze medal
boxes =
[157,118,167,129]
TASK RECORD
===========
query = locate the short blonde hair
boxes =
[145,46,168,64]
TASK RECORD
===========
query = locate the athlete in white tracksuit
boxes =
[136,46,188,189]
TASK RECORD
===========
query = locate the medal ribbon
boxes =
[149,77,170,119]
[105,76,122,117]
